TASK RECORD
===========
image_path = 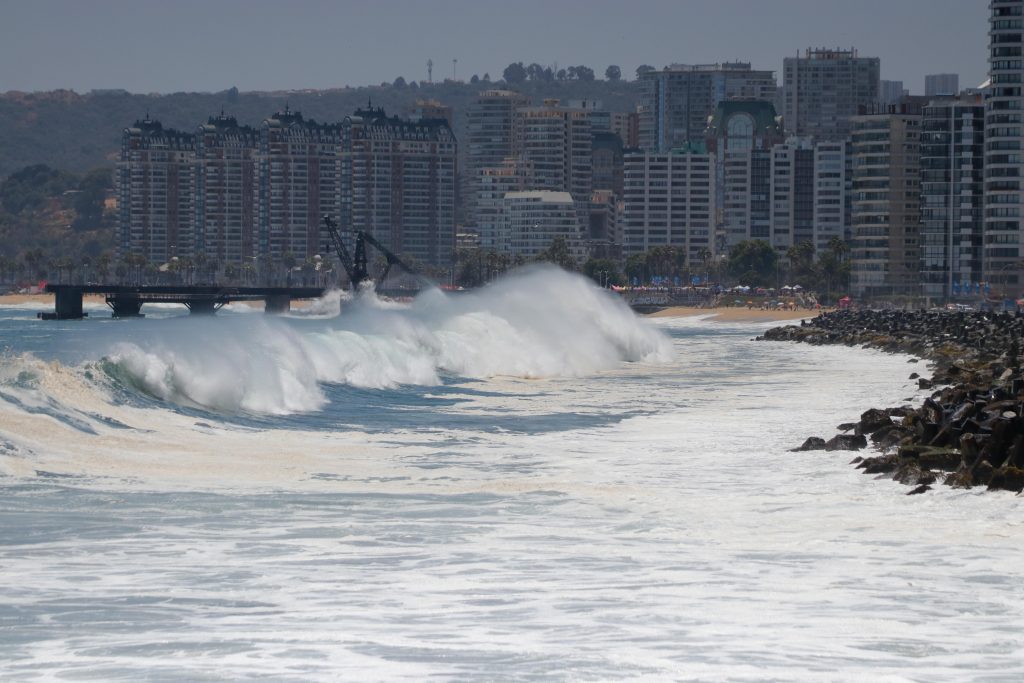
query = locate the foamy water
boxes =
[1,269,1023,681]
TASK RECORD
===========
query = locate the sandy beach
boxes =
[0,293,107,306]
[648,306,819,322]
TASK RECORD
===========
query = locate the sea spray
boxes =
[52,267,671,415]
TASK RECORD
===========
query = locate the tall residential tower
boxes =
[985,0,1024,296]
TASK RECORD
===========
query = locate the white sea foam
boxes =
[96,266,671,412]
[2,315,1024,681]
[3,297,1024,681]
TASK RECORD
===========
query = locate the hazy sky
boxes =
[0,0,988,94]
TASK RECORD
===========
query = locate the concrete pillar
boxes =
[186,300,217,315]
[264,295,291,315]
[109,296,143,318]
[54,287,84,319]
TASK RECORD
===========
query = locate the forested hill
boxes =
[0,78,642,177]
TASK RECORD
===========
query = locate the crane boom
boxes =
[321,215,422,290]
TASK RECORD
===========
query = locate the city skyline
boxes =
[0,0,986,95]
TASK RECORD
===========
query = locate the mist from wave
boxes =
[88,266,671,415]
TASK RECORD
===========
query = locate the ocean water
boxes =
[1,266,1022,682]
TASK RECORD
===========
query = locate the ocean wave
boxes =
[6,267,671,416]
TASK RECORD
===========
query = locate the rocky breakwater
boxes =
[760,309,1024,495]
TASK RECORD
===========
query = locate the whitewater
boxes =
[1,266,1022,681]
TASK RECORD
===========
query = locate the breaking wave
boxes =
[6,266,671,416]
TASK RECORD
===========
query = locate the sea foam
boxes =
[99,266,671,414]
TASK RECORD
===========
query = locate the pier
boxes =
[41,284,330,319]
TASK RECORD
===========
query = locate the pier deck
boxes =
[42,284,330,319]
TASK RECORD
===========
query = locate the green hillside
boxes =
[0,77,642,177]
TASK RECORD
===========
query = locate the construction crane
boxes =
[322,215,422,290]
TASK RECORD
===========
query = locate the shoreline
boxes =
[647,305,818,323]
[2,293,820,322]
[0,293,106,306]
[762,310,1024,495]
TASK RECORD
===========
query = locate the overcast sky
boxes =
[0,0,988,94]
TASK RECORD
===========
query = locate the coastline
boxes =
[762,310,1024,495]
[2,293,819,322]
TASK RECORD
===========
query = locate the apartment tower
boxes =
[985,0,1024,296]
[117,116,196,264]
[638,62,777,152]
[783,48,881,140]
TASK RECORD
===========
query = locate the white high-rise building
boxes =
[985,0,1024,296]
[503,191,582,261]
[621,149,715,260]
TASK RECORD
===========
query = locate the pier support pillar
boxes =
[54,287,84,320]
[186,299,217,315]
[109,295,143,318]
[264,295,291,315]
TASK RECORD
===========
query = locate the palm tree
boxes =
[827,236,849,263]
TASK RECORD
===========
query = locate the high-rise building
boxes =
[588,189,621,259]
[849,109,922,298]
[473,158,531,251]
[513,99,593,201]
[766,139,848,254]
[985,0,1024,296]
[195,113,258,265]
[592,131,624,196]
[117,116,197,264]
[782,48,881,139]
[257,107,344,262]
[345,107,457,267]
[465,90,530,226]
[879,80,909,108]
[621,148,715,260]
[611,111,640,149]
[705,100,784,250]
[925,73,960,97]
[638,62,777,152]
[920,94,985,301]
[503,191,582,260]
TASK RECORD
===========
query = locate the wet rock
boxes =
[909,372,920,380]
[836,422,857,432]
[824,434,868,451]
[761,309,1024,495]
[987,466,1024,493]
[945,469,974,489]
[916,447,962,472]
[907,484,931,495]
[790,437,826,452]
[973,460,995,487]
[857,408,893,435]
[860,453,899,474]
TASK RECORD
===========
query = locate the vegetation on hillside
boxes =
[0,164,116,285]
[0,69,642,177]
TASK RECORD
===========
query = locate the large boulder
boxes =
[790,437,826,452]
[987,466,1024,493]
[916,447,963,472]
[856,408,894,435]
[824,434,868,451]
